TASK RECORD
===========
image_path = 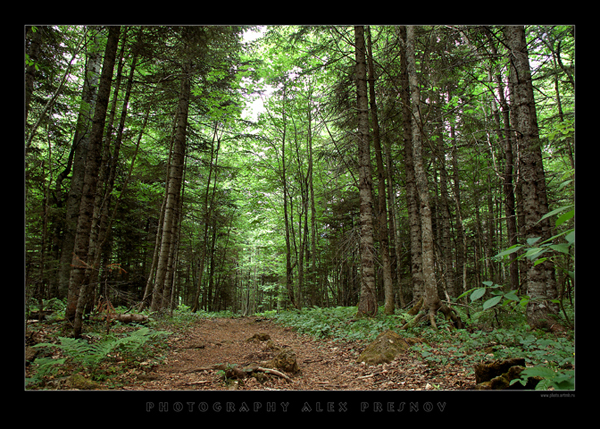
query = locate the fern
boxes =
[32,327,169,375]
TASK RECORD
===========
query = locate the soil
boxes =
[118,317,476,390]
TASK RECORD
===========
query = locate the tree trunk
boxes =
[486,27,519,292]
[150,60,191,312]
[191,123,221,312]
[366,26,395,315]
[58,34,103,300]
[397,26,423,305]
[69,26,121,338]
[504,25,558,328]
[354,26,378,318]
[405,25,441,327]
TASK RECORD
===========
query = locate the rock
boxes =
[265,348,299,374]
[67,374,101,390]
[357,330,421,366]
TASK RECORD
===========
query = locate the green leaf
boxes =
[523,247,547,260]
[470,288,487,302]
[521,366,557,378]
[494,244,522,259]
[538,204,574,224]
[526,237,541,246]
[565,230,575,244]
[549,243,571,255]
[555,209,574,226]
[483,296,502,310]
[504,291,520,301]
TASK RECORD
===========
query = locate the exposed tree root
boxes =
[401,300,464,331]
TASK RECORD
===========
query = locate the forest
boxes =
[25,25,574,392]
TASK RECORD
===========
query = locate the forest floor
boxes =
[117,316,475,391]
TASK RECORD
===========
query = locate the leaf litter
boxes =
[119,317,477,390]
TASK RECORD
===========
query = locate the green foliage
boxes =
[272,306,413,342]
[30,327,169,385]
[457,281,522,312]
[269,305,574,390]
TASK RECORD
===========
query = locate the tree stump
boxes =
[473,358,540,390]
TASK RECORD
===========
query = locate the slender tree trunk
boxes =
[150,60,191,312]
[485,28,519,292]
[504,25,558,328]
[397,26,423,305]
[281,84,296,309]
[366,26,395,315]
[354,26,377,318]
[191,123,221,312]
[58,36,103,299]
[69,26,121,338]
[405,25,441,327]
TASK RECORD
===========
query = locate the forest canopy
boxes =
[25,25,574,338]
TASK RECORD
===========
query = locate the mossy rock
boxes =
[357,330,421,366]
[265,348,299,374]
[67,374,101,390]
[247,333,271,342]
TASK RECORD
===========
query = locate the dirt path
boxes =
[122,317,474,390]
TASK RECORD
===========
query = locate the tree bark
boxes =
[354,26,378,318]
[366,26,395,315]
[150,60,191,312]
[504,25,558,328]
[405,26,441,327]
[58,33,103,299]
[397,26,423,305]
[69,26,121,338]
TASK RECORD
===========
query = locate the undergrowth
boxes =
[27,325,170,389]
[265,304,575,390]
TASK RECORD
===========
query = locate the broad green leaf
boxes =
[549,243,571,255]
[494,244,522,259]
[527,237,541,246]
[555,209,574,226]
[504,291,520,301]
[538,204,574,223]
[470,288,486,302]
[483,296,502,310]
[524,247,547,260]
[565,230,575,244]
[521,366,556,378]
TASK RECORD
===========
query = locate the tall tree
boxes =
[397,26,423,306]
[405,26,442,327]
[68,26,121,338]
[354,26,378,317]
[504,25,558,329]
[366,26,395,315]
[150,57,192,312]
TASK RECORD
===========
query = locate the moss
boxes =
[67,374,100,390]
[357,330,421,366]
[266,348,299,374]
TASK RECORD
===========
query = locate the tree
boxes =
[504,25,558,329]
[354,26,378,317]
[404,26,442,327]
[366,26,395,315]
[69,26,121,338]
